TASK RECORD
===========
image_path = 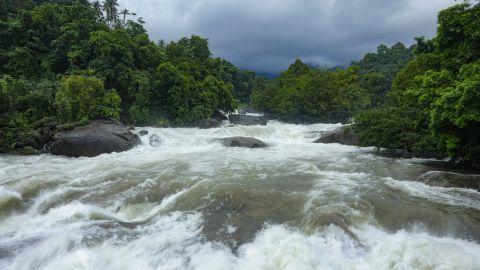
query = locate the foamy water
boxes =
[0,121,479,270]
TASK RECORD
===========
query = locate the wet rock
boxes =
[149,134,162,147]
[139,130,149,136]
[229,114,267,126]
[197,118,221,129]
[219,137,267,148]
[417,171,480,190]
[313,126,358,146]
[48,119,141,157]
[213,109,229,121]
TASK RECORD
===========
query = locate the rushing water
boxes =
[1,121,480,270]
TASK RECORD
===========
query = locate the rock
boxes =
[416,171,480,190]
[313,126,358,146]
[48,119,141,157]
[31,121,59,150]
[229,114,267,126]
[149,134,162,147]
[197,118,221,129]
[219,137,267,148]
[213,109,229,121]
[139,130,149,136]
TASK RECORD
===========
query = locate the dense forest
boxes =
[1,1,479,169]
[0,0,258,152]
[250,43,413,123]
[252,2,480,168]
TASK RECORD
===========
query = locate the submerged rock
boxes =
[219,137,267,148]
[313,126,358,146]
[49,119,141,157]
[139,130,149,136]
[229,114,267,126]
[149,134,162,147]
[417,171,480,190]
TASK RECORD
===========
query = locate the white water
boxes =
[1,121,479,270]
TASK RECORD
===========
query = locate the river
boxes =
[1,121,480,270]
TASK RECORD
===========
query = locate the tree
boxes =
[120,8,129,24]
[55,75,121,123]
[92,1,104,22]
[102,0,119,28]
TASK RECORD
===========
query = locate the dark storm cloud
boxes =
[118,0,456,73]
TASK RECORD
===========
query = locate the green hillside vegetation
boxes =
[250,43,413,123]
[354,2,480,168]
[0,0,256,152]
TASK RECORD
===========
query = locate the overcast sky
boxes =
[118,0,456,73]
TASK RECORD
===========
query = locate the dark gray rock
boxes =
[139,130,149,136]
[213,109,229,121]
[417,171,480,190]
[49,119,141,157]
[229,114,267,126]
[313,126,358,146]
[197,118,221,129]
[219,137,267,148]
[149,134,162,147]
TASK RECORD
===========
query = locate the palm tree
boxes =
[93,1,104,22]
[137,17,145,24]
[102,0,119,28]
[120,9,130,24]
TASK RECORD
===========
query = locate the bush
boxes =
[55,75,121,123]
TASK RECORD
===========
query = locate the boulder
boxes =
[229,114,267,126]
[197,118,221,129]
[149,134,162,147]
[48,119,141,157]
[416,171,480,190]
[219,137,267,148]
[139,130,149,136]
[313,126,358,146]
[213,109,229,121]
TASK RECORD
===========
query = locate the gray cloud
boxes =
[119,0,456,73]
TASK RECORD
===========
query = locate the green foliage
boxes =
[1,0,252,151]
[0,75,57,151]
[354,2,480,168]
[55,75,121,123]
[352,42,414,107]
[251,59,369,123]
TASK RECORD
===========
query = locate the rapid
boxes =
[0,121,479,270]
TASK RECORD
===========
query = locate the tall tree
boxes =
[120,8,129,24]
[92,1,104,22]
[102,0,119,28]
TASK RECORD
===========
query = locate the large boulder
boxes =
[48,119,141,157]
[417,171,480,190]
[313,126,358,146]
[229,114,267,126]
[219,137,267,148]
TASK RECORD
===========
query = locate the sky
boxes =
[118,0,456,73]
